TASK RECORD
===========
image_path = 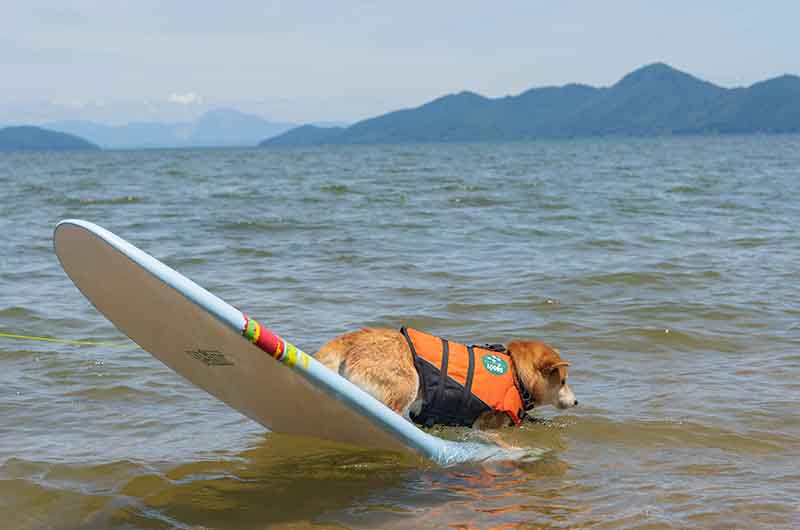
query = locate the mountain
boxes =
[561,63,726,135]
[0,126,100,152]
[262,63,800,146]
[704,75,800,133]
[188,109,294,146]
[47,109,294,148]
[45,120,181,148]
[262,124,346,146]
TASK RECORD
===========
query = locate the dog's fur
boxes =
[316,328,577,428]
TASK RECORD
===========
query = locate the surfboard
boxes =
[53,219,511,466]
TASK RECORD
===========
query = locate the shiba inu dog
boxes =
[316,327,577,429]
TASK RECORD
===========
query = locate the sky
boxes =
[2,1,799,124]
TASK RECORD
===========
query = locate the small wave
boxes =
[540,213,579,222]
[0,457,162,528]
[640,234,674,245]
[442,183,491,193]
[320,183,352,194]
[383,165,426,175]
[445,302,509,314]
[243,274,300,285]
[495,226,551,238]
[47,195,142,206]
[322,253,372,265]
[19,184,51,194]
[668,185,702,194]
[718,200,742,210]
[221,220,334,232]
[233,248,274,258]
[392,286,433,297]
[118,470,174,497]
[579,268,719,286]
[575,271,666,287]
[440,440,547,466]
[538,201,571,211]
[210,191,249,200]
[0,347,42,360]
[365,314,483,331]
[581,238,627,250]
[592,326,742,353]
[361,193,409,206]
[167,256,207,268]
[64,385,163,401]
[375,221,428,230]
[652,259,681,271]
[730,237,772,248]
[0,306,41,321]
[532,320,598,338]
[617,301,750,322]
[568,416,790,454]
[448,196,509,207]
[427,270,475,282]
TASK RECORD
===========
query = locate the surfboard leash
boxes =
[0,331,135,348]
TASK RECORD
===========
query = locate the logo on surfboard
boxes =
[185,349,234,366]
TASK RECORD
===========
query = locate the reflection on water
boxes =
[0,433,564,530]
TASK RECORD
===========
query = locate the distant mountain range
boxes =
[46,109,295,149]
[0,126,100,152]
[262,63,800,146]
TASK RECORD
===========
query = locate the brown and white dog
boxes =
[316,328,577,429]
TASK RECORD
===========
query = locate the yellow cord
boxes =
[0,331,134,347]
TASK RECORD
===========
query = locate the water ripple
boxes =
[2,136,799,529]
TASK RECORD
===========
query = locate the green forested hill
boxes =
[0,126,100,152]
[262,63,800,146]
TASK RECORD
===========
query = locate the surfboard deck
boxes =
[54,219,512,466]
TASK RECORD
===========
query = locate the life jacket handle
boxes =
[473,343,506,353]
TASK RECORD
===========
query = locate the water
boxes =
[1,136,798,529]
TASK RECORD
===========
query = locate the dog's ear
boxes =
[546,361,570,374]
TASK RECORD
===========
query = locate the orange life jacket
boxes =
[401,327,524,427]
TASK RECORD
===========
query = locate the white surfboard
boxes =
[54,219,513,466]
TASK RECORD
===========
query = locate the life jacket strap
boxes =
[513,367,536,421]
[464,345,476,393]
[437,337,450,409]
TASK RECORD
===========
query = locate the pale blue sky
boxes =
[2,1,798,123]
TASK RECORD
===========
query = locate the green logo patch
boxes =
[482,354,508,375]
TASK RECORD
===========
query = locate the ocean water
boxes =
[0,136,798,529]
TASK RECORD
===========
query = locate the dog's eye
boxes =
[561,378,566,386]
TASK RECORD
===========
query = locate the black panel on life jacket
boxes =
[402,327,492,427]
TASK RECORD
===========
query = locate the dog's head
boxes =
[506,340,577,410]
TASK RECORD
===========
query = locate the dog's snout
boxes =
[574,400,578,406]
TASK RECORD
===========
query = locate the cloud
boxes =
[168,92,203,105]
